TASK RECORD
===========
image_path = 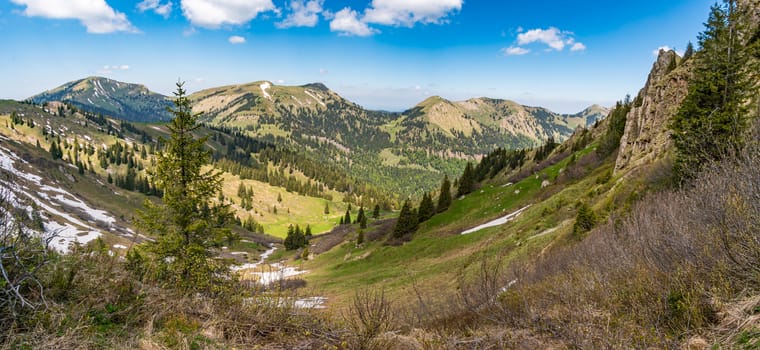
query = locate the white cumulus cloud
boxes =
[137,0,172,18]
[363,0,462,27]
[329,7,377,36]
[228,35,245,44]
[503,26,586,54]
[276,0,323,28]
[502,46,530,56]
[517,27,567,51]
[10,0,137,33]
[180,0,277,28]
[570,42,586,52]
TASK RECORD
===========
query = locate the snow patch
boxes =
[45,221,101,253]
[304,90,326,107]
[232,246,309,285]
[260,82,272,100]
[461,205,532,235]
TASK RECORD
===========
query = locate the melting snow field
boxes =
[232,246,325,308]
[461,205,532,235]
[232,246,308,286]
[0,145,116,253]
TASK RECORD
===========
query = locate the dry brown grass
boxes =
[388,145,760,349]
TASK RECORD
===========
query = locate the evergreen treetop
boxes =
[132,81,234,294]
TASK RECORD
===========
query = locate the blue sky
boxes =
[0,0,713,113]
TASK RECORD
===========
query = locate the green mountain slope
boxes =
[0,99,378,242]
[190,81,607,196]
[30,76,172,122]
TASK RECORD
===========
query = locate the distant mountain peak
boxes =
[30,77,171,122]
[301,82,330,91]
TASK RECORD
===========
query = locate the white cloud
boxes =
[363,0,462,27]
[276,0,323,28]
[228,35,245,44]
[99,64,130,74]
[653,45,672,56]
[570,42,586,52]
[319,68,328,75]
[517,27,566,50]
[137,0,172,18]
[182,26,196,36]
[329,7,377,36]
[652,45,683,56]
[510,26,586,53]
[502,46,530,56]
[180,0,277,28]
[10,0,137,33]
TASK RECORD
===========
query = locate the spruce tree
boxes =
[572,202,597,238]
[357,229,365,245]
[417,192,435,223]
[457,162,475,197]
[132,82,233,294]
[437,175,452,213]
[393,199,418,238]
[670,0,757,183]
[356,206,366,225]
[683,41,695,61]
[344,209,352,225]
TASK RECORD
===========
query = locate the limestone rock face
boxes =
[615,50,691,173]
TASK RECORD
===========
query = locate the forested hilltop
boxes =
[33,77,606,197]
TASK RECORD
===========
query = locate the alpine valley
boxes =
[1,0,759,349]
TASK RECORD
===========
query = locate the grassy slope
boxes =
[301,140,619,307]
[0,102,351,241]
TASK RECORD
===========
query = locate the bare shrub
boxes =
[437,144,760,348]
[0,190,52,336]
[345,288,395,349]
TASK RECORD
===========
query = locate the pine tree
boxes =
[132,82,233,294]
[357,229,365,245]
[437,175,452,213]
[457,162,475,197]
[417,192,435,223]
[683,41,695,61]
[324,202,330,215]
[572,202,597,238]
[344,209,352,225]
[356,206,366,225]
[393,199,418,238]
[49,140,62,160]
[670,0,756,183]
[305,224,312,238]
[372,204,380,219]
[284,224,297,250]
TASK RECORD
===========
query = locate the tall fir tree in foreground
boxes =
[670,0,758,183]
[130,82,233,294]
[436,175,452,213]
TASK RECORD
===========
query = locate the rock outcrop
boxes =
[614,50,691,173]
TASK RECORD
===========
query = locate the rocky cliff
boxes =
[614,50,691,173]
